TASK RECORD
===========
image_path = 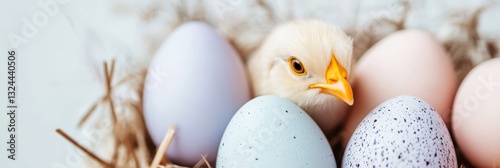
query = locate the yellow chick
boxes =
[248,20,354,133]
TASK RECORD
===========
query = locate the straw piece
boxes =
[193,154,211,168]
[193,158,204,168]
[135,123,154,164]
[201,155,211,168]
[104,61,118,124]
[108,59,116,82]
[56,129,111,168]
[78,99,101,127]
[103,60,121,167]
[77,67,143,128]
[110,134,121,166]
[124,134,140,168]
[150,124,176,168]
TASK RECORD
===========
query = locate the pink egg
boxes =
[452,57,500,167]
[341,30,457,149]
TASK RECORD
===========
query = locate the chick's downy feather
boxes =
[248,20,353,133]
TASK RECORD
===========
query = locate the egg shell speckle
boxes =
[343,96,457,168]
[216,95,336,168]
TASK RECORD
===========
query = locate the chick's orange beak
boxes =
[309,56,354,106]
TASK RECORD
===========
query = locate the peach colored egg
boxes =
[452,57,500,167]
[341,30,457,149]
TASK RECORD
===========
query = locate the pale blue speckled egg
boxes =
[217,95,336,168]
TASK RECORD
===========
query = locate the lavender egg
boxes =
[343,96,456,167]
[143,22,251,166]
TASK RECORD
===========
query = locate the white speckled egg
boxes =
[216,96,336,168]
[143,22,251,166]
[343,96,456,167]
[343,30,457,150]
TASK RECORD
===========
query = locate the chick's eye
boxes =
[288,57,306,76]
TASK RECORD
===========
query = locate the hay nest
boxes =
[56,0,498,167]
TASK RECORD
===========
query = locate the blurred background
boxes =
[0,0,499,167]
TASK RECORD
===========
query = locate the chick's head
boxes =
[248,20,354,132]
